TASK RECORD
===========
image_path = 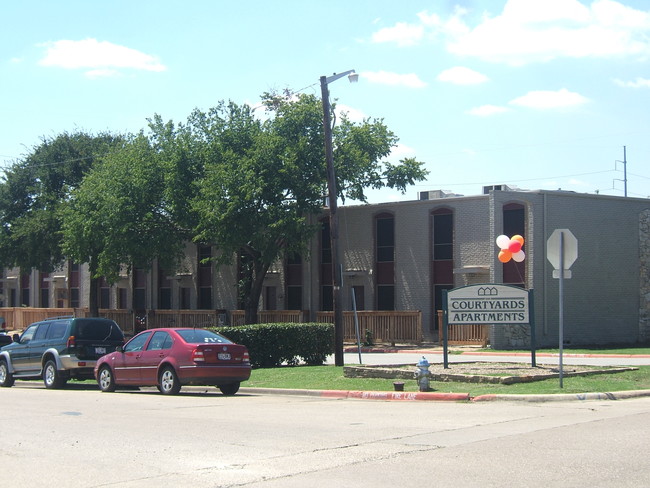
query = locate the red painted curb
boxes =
[320,390,470,402]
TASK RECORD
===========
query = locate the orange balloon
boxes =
[498,250,512,263]
[511,234,525,246]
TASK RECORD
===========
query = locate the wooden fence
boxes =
[436,310,490,346]
[317,310,423,344]
[0,307,424,344]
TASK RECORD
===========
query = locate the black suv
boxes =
[0,317,125,389]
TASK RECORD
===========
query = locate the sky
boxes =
[1,0,649,203]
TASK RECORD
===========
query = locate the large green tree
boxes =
[61,133,186,316]
[0,131,124,307]
[155,94,428,324]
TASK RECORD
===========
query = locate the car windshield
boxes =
[75,319,124,341]
[176,329,232,344]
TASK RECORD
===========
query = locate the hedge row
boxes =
[215,322,335,368]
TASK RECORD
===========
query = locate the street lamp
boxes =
[320,69,357,367]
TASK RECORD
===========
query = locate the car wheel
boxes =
[219,382,240,396]
[159,366,181,395]
[98,365,116,392]
[43,359,65,389]
[0,359,14,387]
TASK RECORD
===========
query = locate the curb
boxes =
[239,387,469,402]
[472,389,650,402]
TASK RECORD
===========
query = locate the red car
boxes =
[94,328,251,395]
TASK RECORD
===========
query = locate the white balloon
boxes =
[496,234,510,250]
[512,250,526,262]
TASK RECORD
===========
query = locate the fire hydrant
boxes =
[415,356,431,392]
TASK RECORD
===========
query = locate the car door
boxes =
[112,331,152,384]
[9,324,39,373]
[138,331,173,385]
[27,321,51,372]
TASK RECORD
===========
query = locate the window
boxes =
[352,285,365,310]
[432,208,454,330]
[146,331,173,351]
[286,253,302,310]
[46,321,68,340]
[503,203,526,286]
[375,213,395,310]
[33,323,51,341]
[198,245,213,309]
[125,332,152,352]
[320,220,333,311]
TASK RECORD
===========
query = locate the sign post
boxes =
[547,229,578,388]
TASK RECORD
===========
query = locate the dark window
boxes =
[125,331,152,352]
[147,331,172,351]
[352,285,365,310]
[322,285,333,311]
[433,212,453,260]
[198,287,212,309]
[176,329,231,344]
[33,323,51,341]
[180,287,191,309]
[287,286,302,310]
[159,288,172,309]
[74,319,123,341]
[70,288,80,308]
[503,203,525,285]
[377,285,395,311]
[134,288,146,310]
[376,216,394,262]
[46,321,68,340]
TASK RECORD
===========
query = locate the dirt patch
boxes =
[344,362,638,384]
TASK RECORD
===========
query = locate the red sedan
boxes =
[94,328,251,395]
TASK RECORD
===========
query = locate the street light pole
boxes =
[320,70,357,367]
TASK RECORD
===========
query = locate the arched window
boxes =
[375,212,395,310]
[502,203,526,286]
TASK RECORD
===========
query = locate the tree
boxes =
[0,131,124,307]
[61,133,186,316]
[156,94,428,324]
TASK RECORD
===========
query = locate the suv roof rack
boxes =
[43,316,74,320]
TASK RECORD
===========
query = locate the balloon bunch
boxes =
[496,234,525,263]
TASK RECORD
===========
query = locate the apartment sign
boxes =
[446,284,529,325]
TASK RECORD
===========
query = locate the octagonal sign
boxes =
[547,229,578,270]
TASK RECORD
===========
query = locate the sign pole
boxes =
[559,231,565,388]
[529,289,536,367]
[442,290,449,369]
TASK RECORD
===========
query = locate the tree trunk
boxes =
[243,259,271,325]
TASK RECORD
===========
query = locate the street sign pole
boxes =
[559,231,564,388]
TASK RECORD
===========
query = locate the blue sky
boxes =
[2,0,649,202]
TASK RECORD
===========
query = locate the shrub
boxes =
[215,322,334,368]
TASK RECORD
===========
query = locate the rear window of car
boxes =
[176,329,232,344]
[74,319,124,341]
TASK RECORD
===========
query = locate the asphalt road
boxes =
[2,383,650,487]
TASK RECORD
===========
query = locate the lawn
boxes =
[245,364,650,397]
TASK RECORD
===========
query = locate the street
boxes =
[1,382,649,487]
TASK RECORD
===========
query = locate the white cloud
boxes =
[614,77,650,88]
[361,70,427,88]
[467,105,509,116]
[371,1,650,65]
[371,21,424,47]
[437,66,489,85]
[38,38,166,76]
[446,0,650,65]
[388,143,417,161]
[509,88,589,109]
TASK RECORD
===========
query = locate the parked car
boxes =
[0,316,125,389]
[0,332,11,348]
[94,328,251,395]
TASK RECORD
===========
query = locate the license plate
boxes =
[218,353,231,360]
[95,347,106,355]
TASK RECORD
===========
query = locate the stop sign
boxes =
[547,229,578,270]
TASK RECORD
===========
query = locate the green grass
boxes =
[477,347,650,355]
[245,365,650,396]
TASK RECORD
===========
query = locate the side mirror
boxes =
[116,345,124,353]
[12,334,19,343]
